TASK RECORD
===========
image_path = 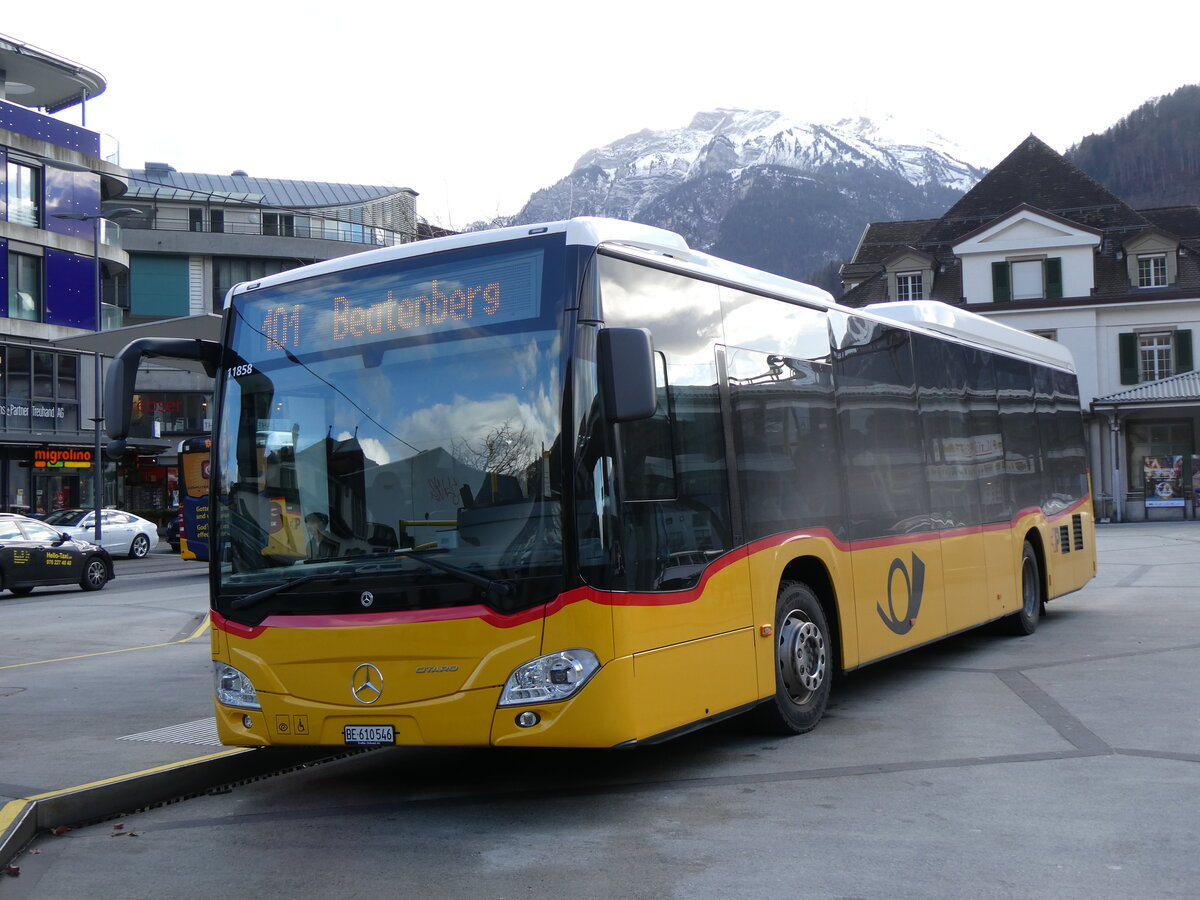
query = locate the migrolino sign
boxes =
[34,448,93,469]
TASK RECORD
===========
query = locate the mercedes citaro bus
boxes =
[105,217,1095,749]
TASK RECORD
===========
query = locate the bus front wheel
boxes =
[755,581,832,735]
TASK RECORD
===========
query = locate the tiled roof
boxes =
[922,135,1147,245]
[839,134,1200,308]
[850,220,937,265]
[1140,206,1200,239]
[1092,370,1200,406]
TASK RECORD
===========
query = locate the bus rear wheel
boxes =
[755,581,831,735]
[1005,541,1042,636]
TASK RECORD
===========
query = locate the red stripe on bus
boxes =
[213,494,1092,637]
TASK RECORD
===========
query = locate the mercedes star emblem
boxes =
[360,590,375,608]
[351,663,384,704]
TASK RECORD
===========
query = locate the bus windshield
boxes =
[214,241,566,618]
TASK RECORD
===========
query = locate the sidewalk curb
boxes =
[1,747,353,870]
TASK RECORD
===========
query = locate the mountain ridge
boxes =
[468,90,1199,291]
[487,109,986,289]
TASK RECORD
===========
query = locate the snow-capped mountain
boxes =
[499,109,986,290]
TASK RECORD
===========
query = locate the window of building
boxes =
[212,257,300,312]
[59,355,78,400]
[210,209,225,234]
[1030,329,1058,341]
[1119,329,1194,384]
[1011,260,1043,300]
[7,252,42,321]
[1139,332,1174,382]
[188,208,204,232]
[0,344,81,432]
[896,272,923,301]
[33,351,55,398]
[6,161,40,227]
[992,257,1063,302]
[1137,254,1168,288]
[263,213,295,237]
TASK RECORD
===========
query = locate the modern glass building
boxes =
[1,33,129,517]
[3,33,442,521]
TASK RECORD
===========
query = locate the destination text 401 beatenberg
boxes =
[332,280,503,339]
[259,277,510,352]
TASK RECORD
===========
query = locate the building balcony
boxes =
[119,207,411,250]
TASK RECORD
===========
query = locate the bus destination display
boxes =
[251,249,543,356]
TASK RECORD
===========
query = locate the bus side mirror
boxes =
[105,337,222,455]
[598,327,657,423]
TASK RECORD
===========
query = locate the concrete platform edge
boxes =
[1,747,353,870]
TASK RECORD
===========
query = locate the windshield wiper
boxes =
[226,549,513,613]
[392,548,514,598]
[228,569,352,611]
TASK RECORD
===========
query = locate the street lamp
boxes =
[52,207,142,544]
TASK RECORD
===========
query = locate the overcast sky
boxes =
[7,2,1199,230]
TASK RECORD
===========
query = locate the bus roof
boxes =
[225,216,1075,373]
[225,218,692,300]
[863,300,1076,373]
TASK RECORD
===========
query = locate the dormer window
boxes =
[952,205,1100,303]
[883,250,934,303]
[896,272,923,301]
[991,257,1062,302]
[1123,231,1178,289]
[1137,253,1168,288]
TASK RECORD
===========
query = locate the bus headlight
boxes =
[499,649,600,706]
[214,662,261,709]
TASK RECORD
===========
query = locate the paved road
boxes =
[3,523,1199,898]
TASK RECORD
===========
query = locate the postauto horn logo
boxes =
[877,553,926,635]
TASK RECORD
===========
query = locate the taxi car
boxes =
[0,512,115,596]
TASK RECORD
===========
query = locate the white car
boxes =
[41,508,161,559]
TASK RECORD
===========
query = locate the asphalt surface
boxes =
[2,523,1199,897]
[1,542,342,872]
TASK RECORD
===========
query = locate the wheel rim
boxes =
[132,535,149,558]
[86,561,106,588]
[1021,556,1038,617]
[778,608,826,705]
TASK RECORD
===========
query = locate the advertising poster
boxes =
[1144,455,1185,508]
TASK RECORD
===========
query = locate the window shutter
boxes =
[991,262,1010,302]
[1045,257,1063,299]
[1175,329,1194,374]
[1118,332,1139,384]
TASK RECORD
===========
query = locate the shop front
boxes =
[3,444,102,516]
[1092,372,1200,522]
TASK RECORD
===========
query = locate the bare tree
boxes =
[453,420,537,476]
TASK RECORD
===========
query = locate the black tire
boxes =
[130,533,151,559]
[754,581,832,735]
[9,585,34,596]
[80,557,109,592]
[1005,541,1041,636]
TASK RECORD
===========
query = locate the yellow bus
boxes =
[106,218,1095,747]
[177,436,211,561]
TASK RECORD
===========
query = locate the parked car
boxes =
[165,512,183,553]
[40,508,161,559]
[0,512,114,595]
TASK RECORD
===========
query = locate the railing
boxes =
[121,214,412,248]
